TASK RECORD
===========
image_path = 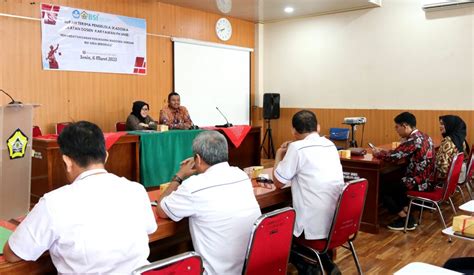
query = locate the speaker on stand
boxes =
[260,93,280,159]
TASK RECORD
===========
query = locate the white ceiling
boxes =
[158,0,381,23]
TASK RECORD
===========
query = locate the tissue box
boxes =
[157,125,169,132]
[452,215,474,235]
[244,166,264,179]
[338,150,351,159]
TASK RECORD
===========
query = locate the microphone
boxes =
[0,89,22,104]
[215,106,233,128]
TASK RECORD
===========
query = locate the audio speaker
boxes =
[263,93,280,120]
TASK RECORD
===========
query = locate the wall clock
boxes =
[215,17,232,41]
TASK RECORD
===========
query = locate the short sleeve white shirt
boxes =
[274,133,344,240]
[8,169,157,274]
[161,162,261,275]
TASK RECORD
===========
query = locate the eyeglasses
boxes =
[141,107,149,111]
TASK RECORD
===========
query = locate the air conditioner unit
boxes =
[422,0,474,11]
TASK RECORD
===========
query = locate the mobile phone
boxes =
[368,143,375,149]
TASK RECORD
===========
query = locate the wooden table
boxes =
[226,126,261,169]
[340,151,403,234]
[0,176,291,274]
[31,135,140,202]
[133,126,261,187]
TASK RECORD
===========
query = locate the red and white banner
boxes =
[41,4,147,75]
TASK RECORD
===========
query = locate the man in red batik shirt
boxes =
[373,112,435,231]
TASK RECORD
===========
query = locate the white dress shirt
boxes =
[161,162,261,275]
[8,169,157,274]
[274,133,344,240]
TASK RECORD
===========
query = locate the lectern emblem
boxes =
[6,129,29,159]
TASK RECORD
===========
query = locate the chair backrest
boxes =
[32,125,42,137]
[116,121,126,131]
[132,252,203,275]
[242,207,296,275]
[464,145,474,184]
[329,128,350,141]
[325,178,368,250]
[56,122,71,135]
[442,152,465,200]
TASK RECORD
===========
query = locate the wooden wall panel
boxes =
[0,0,255,133]
[259,108,474,151]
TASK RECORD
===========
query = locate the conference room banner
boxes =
[40,4,147,75]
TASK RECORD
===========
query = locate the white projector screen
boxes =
[173,39,251,127]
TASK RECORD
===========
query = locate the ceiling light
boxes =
[284,6,294,13]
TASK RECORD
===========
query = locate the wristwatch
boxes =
[171,175,183,184]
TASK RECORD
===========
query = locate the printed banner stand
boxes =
[0,104,39,220]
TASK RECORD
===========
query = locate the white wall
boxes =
[261,0,474,110]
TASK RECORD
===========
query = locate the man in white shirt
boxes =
[3,121,157,274]
[273,110,344,275]
[156,131,261,275]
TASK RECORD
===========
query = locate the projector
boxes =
[344,117,367,124]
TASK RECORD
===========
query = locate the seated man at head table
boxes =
[156,131,261,275]
[3,121,157,273]
[372,112,435,231]
[272,110,345,275]
[159,92,194,130]
[126,100,158,130]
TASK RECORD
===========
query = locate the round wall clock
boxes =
[215,17,232,41]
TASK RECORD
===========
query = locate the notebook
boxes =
[0,226,13,255]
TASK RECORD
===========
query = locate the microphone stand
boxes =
[0,89,22,104]
[215,107,233,128]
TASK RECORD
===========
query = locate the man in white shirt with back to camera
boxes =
[156,131,261,275]
[3,121,157,274]
[273,110,344,275]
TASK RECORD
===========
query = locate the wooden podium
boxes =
[0,104,36,220]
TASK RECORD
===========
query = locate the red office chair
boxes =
[32,125,42,137]
[292,179,368,275]
[457,145,474,200]
[56,122,71,135]
[116,121,126,131]
[404,153,464,238]
[242,207,296,275]
[132,252,203,275]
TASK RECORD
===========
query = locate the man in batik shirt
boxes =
[159,92,193,129]
[373,112,435,231]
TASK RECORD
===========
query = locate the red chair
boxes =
[457,145,474,200]
[116,121,126,131]
[32,125,42,137]
[404,152,464,236]
[292,179,368,275]
[242,207,296,275]
[56,122,71,135]
[132,251,203,275]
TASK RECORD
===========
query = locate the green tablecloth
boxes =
[128,130,203,187]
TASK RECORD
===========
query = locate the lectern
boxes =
[0,104,36,220]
